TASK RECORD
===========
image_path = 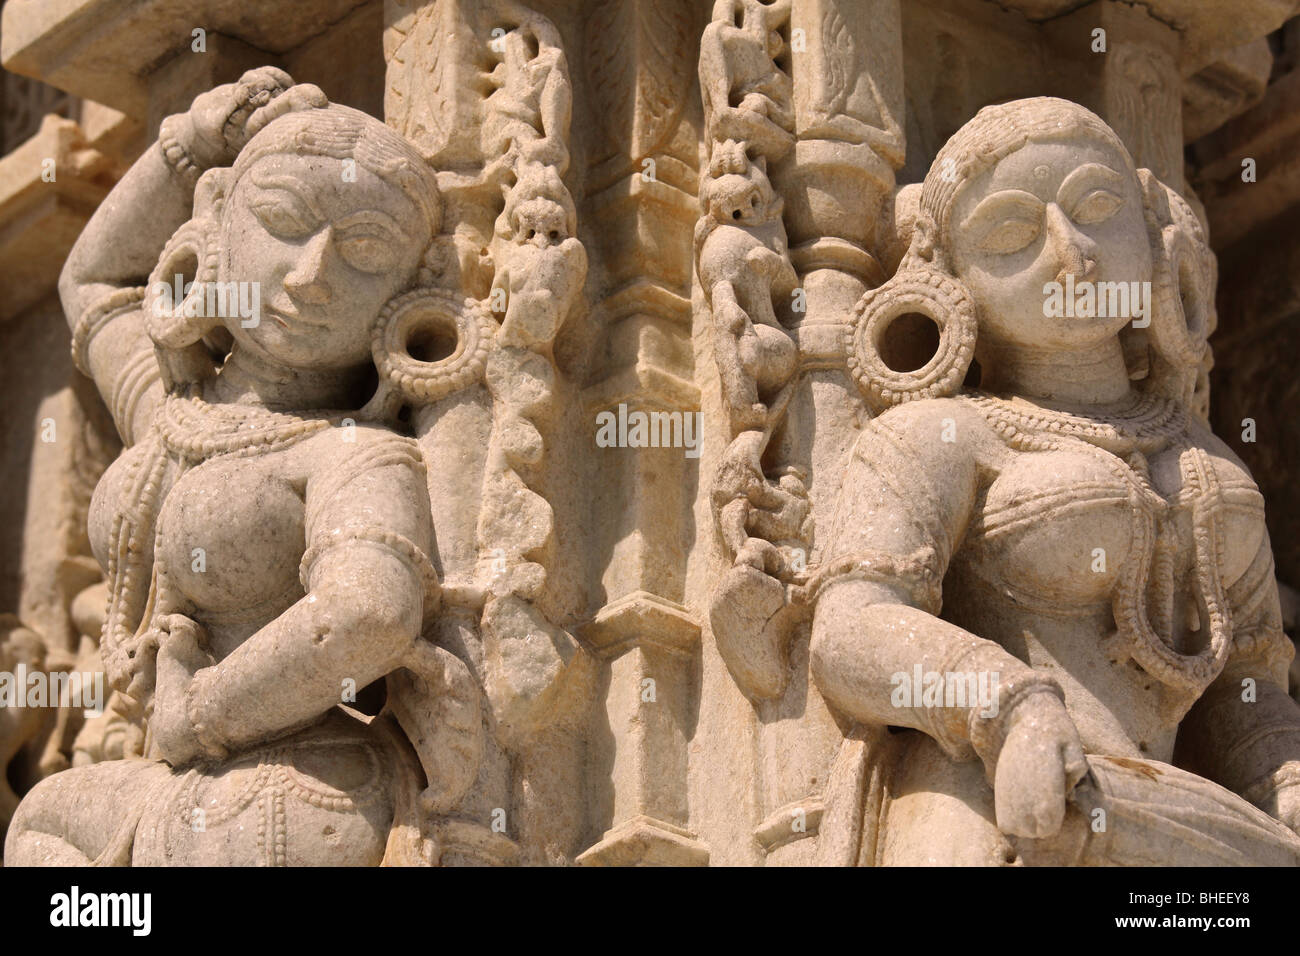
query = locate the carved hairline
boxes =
[223,103,443,236]
[916,97,1136,266]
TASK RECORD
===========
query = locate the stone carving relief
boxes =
[0,618,49,837]
[2,0,1298,873]
[387,0,593,862]
[6,34,586,863]
[807,98,1300,865]
[698,0,812,701]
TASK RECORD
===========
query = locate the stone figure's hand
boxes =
[1275,786,1300,834]
[149,614,213,768]
[992,691,1089,839]
[1258,770,1300,837]
[183,67,326,170]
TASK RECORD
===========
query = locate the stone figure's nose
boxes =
[1045,203,1098,284]
[284,228,334,305]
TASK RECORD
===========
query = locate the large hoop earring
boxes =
[1139,171,1215,405]
[145,218,221,349]
[1148,213,1213,370]
[845,262,977,411]
[370,288,496,407]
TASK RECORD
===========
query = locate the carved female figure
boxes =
[6,70,485,866]
[812,97,1300,866]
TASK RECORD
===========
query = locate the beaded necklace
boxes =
[963,391,1232,707]
[101,389,339,698]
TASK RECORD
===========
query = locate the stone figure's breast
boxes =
[1143,439,1267,590]
[154,455,306,618]
[965,441,1266,610]
[87,442,141,575]
[969,448,1135,605]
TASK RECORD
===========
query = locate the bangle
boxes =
[300,526,441,606]
[968,671,1066,778]
[70,286,146,376]
[158,114,203,186]
[185,668,230,763]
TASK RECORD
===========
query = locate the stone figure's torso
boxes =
[940,395,1266,761]
[88,409,424,661]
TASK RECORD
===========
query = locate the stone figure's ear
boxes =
[193,167,230,222]
[879,182,922,275]
[143,213,223,391]
[1136,167,1171,224]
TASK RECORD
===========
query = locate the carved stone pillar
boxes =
[1044,1,1184,192]
[576,0,709,866]
[690,0,905,866]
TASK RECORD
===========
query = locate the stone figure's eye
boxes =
[977,217,1040,255]
[337,234,396,274]
[1057,164,1127,226]
[1070,189,1124,226]
[963,190,1044,256]
[251,197,315,239]
[333,211,406,273]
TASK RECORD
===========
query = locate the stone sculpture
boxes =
[699,0,813,703]
[808,97,1300,866]
[5,63,584,866]
[4,0,1300,871]
[0,617,51,838]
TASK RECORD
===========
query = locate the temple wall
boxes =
[3,0,1300,865]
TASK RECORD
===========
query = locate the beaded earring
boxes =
[846,214,977,412]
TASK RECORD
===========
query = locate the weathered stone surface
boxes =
[1,0,375,114]
[1,0,1300,868]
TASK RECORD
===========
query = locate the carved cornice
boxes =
[1,0,374,115]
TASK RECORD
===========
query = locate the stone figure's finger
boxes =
[243,84,328,141]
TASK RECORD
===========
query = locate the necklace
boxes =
[962,390,1232,708]
[158,390,338,462]
[964,391,1186,455]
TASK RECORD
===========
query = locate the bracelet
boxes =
[158,114,203,186]
[802,546,942,614]
[968,671,1066,778]
[300,527,441,606]
[185,667,231,763]
[70,286,146,376]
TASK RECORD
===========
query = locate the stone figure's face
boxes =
[510,196,570,248]
[947,138,1152,352]
[705,168,774,227]
[222,153,430,370]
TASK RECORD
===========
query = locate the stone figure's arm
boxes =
[810,401,1088,842]
[59,128,196,328]
[810,402,1057,762]
[180,435,435,758]
[58,135,192,444]
[697,19,731,137]
[59,68,319,444]
[1178,532,1300,828]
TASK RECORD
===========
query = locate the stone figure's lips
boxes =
[265,304,326,330]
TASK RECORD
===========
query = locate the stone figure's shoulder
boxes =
[296,420,427,490]
[1183,415,1254,475]
[853,395,995,460]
